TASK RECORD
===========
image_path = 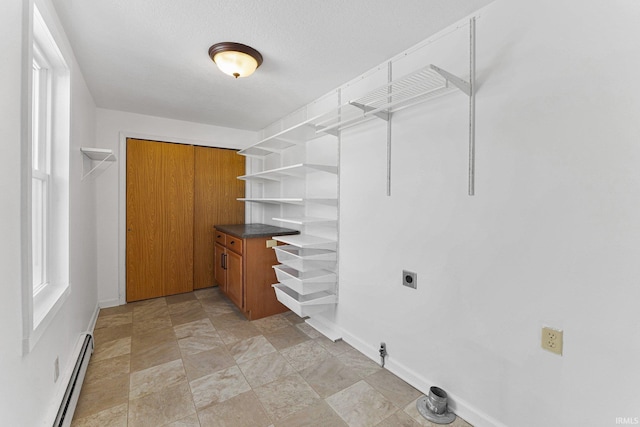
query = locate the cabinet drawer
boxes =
[227,236,243,254]
[215,231,226,246]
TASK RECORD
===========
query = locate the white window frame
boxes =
[23,4,71,354]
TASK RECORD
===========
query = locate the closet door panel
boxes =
[126,139,164,302]
[193,147,245,289]
[162,142,195,296]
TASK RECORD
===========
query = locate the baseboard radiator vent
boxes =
[53,333,94,427]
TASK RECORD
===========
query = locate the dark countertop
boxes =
[214,223,299,239]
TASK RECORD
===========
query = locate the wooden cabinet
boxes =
[214,225,298,320]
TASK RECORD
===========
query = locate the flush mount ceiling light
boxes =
[208,42,263,79]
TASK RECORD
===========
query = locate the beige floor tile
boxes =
[132,314,173,333]
[165,292,198,305]
[216,322,261,346]
[73,374,129,420]
[182,346,236,381]
[326,380,397,427]
[190,365,251,410]
[84,354,130,385]
[168,299,202,314]
[129,359,187,400]
[280,340,331,372]
[77,291,431,427]
[131,326,177,351]
[171,308,210,327]
[193,287,222,300]
[251,314,292,334]
[173,318,216,339]
[295,322,322,339]
[300,356,361,398]
[178,333,225,357]
[208,310,247,329]
[238,351,296,388]
[375,409,423,427]
[365,369,422,408]
[229,335,277,364]
[130,339,182,373]
[71,402,128,427]
[98,305,134,317]
[275,400,348,427]
[253,373,321,422]
[197,390,271,427]
[336,348,382,378]
[92,337,131,362]
[165,413,201,426]
[264,325,310,350]
[92,323,133,346]
[128,381,196,427]
[314,336,353,356]
[95,312,133,330]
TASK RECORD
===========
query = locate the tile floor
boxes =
[71,287,472,427]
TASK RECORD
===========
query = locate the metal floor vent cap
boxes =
[416,386,456,424]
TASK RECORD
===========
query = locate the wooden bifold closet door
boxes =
[126,139,194,302]
[126,138,245,302]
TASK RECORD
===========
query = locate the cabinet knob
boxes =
[230,241,235,245]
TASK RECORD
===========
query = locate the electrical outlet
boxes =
[54,357,60,382]
[541,327,563,355]
[402,270,417,289]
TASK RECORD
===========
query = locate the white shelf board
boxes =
[238,198,337,206]
[272,284,337,317]
[272,216,337,225]
[80,147,116,161]
[273,234,337,250]
[238,163,338,181]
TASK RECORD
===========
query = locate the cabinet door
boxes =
[226,249,243,309]
[214,243,227,292]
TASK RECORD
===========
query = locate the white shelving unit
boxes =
[238,20,477,336]
[80,147,116,180]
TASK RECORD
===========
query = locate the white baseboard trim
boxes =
[305,315,343,341]
[340,328,507,427]
[98,298,121,309]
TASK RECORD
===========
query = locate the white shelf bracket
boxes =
[430,65,471,96]
[349,102,390,122]
[80,148,117,181]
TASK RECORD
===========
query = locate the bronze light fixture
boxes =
[208,42,263,78]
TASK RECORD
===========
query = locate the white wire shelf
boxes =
[237,63,468,158]
[238,163,338,181]
[272,284,337,317]
[274,245,337,273]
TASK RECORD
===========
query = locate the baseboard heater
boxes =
[53,333,94,427]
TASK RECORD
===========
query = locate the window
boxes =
[32,43,51,296]
[23,4,71,353]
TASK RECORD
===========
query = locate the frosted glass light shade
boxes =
[209,42,263,79]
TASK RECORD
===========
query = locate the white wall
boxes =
[94,109,257,306]
[338,1,640,426]
[0,0,99,424]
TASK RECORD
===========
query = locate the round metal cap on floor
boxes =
[416,395,456,424]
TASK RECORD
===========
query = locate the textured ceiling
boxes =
[52,0,493,131]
